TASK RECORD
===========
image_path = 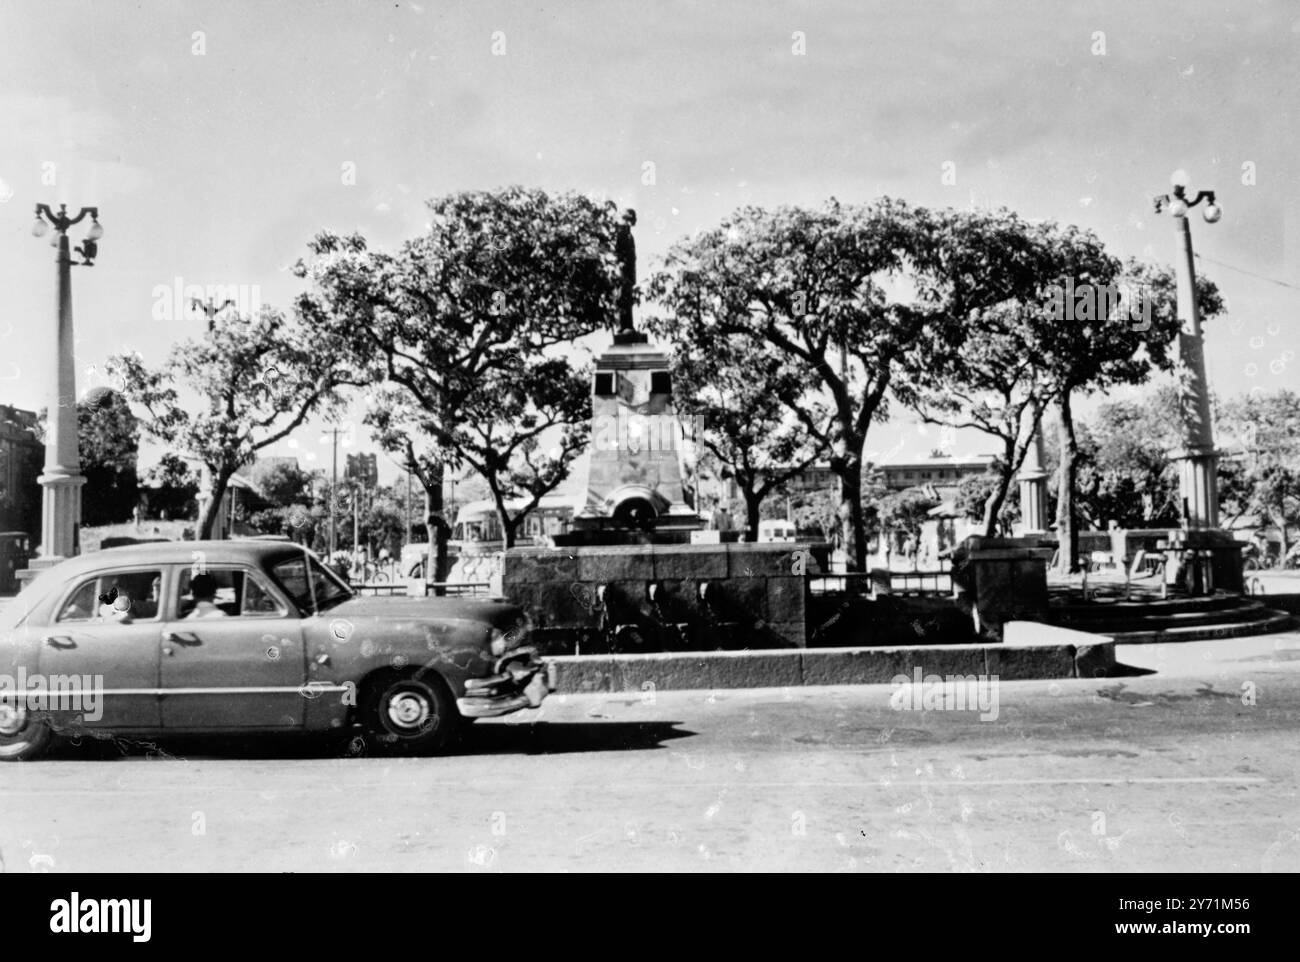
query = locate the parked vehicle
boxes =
[757,520,797,543]
[0,532,31,595]
[451,495,575,552]
[0,541,553,760]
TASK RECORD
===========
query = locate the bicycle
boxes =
[354,559,390,584]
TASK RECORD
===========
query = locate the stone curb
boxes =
[550,634,1116,694]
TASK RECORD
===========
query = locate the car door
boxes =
[36,566,165,730]
[159,563,306,730]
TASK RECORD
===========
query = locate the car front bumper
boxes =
[456,647,557,719]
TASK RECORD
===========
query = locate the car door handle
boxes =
[162,630,202,645]
[41,635,76,649]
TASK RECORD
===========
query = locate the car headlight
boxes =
[489,612,533,656]
[489,627,508,657]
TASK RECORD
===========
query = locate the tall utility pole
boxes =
[28,204,104,564]
[323,428,343,557]
[405,468,413,544]
[1154,170,1224,529]
[352,479,360,560]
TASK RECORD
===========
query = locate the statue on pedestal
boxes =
[614,209,637,334]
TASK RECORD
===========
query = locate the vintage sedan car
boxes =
[0,541,554,760]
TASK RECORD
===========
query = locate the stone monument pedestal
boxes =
[1159,528,1244,595]
[571,333,702,535]
[951,535,1057,641]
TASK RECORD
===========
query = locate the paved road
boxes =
[1,632,1299,872]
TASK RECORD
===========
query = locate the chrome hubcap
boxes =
[385,691,432,732]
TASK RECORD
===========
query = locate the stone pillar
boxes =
[1017,425,1050,535]
[36,232,85,561]
[1169,211,1219,529]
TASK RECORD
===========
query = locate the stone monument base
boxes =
[951,535,1057,641]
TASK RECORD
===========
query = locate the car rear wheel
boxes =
[0,704,52,761]
[360,673,459,755]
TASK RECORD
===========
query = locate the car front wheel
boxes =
[359,673,459,755]
[0,704,52,761]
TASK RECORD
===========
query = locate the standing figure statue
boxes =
[614,208,637,333]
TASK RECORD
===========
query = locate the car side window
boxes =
[56,579,99,623]
[241,572,287,617]
[58,570,164,623]
[177,567,243,619]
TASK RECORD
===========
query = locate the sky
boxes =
[1,0,1296,486]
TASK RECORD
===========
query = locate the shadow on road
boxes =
[455,720,695,756]
[36,720,696,761]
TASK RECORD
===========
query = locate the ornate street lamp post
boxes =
[192,296,236,332]
[29,203,104,562]
[1153,170,1223,529]
[1148,171,1244,595]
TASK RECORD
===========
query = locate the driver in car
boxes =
[185,573,229,619]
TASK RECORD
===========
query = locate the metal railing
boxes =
[813,564,953,598]
[423,581,493,597]
[888,569,953,596]
[352,582,407,597]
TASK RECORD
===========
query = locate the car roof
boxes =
[50,540,310,578]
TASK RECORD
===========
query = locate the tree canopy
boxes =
[295,186,625,554]
[109,308,351,538]
[648,198,1044,569]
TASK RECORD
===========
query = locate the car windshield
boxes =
[0,564,65,630]
[269,552,353,614]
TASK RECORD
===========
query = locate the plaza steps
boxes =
[1048,592,1294,644]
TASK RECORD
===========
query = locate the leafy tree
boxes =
[109,309,350,539]
[363,485,409,558]
[77,389,140,526]
[791,487,840,543]
[295,187,623,562]
[877,488,941,569]
[649,199,1028,571]
[1251,464,1300,559]
[1070,390,1183,529]
[1050,261,1220,571]
[955,467,1020,536]
[35,389,141,526]
[140,452,200,520]
[663,331,830,541]
[913,217,1135,538]
[249,459,316,507]
[1217,389,1300,555]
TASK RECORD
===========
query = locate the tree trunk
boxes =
[497,502,517,550]
[1055,392,1081,573]
[197,469,233,539]
[1278,496,1290,563]
[837,455,866,572]
[743,489,762,543]
[982,466,1012,538]
[422,469,450,597]
[428,461,450,582]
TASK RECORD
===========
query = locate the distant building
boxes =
[780,463,837,495]
[776,454,996,496]
[879,455,996,491]
[0,405,43,537]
